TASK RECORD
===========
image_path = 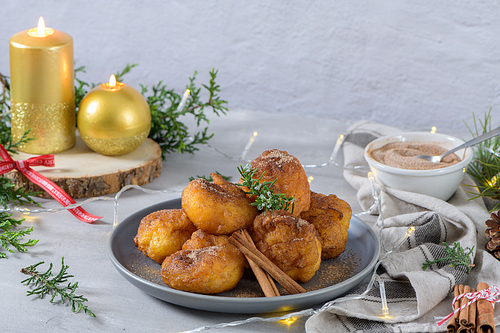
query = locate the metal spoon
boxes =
[415,127,500,163]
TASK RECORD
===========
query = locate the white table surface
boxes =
[1,108,452,332]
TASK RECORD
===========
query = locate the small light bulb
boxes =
[405,226,416,237]
[431,126,437,134]
[280,317,298,326]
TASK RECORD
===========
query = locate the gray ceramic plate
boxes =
[108,198,380,314]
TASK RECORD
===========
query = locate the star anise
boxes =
[485,210,500,259]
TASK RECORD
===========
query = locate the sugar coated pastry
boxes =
[134,209,196,264]
[161,229,246,294]
[182,173,259,235]
[133,209,197,264]
[242,149,310,216]
[251,210,321,283]
[300,191,351,260]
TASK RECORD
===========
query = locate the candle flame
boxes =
[28,16,54,37]
[101,74,124,91]
[109,75,117,88]
[37,17,46,37]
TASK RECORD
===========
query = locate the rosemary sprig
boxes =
[21,257,95,317]
[464,109,500,211]
[422,242,475,274]
[188,171,231,182]
[237,164,295,214]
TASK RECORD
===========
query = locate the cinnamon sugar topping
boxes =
[262,149,295,167]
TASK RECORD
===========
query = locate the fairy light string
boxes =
[2,128,367,221]
[3,126,421,332]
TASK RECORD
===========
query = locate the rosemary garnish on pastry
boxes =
[237,164,295,214]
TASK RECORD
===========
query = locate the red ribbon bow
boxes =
[0,144,101,223]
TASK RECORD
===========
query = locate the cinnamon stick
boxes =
[476,282,495,333]
[459,285,471,329]
[468,288,476,331]
[447,284,460,333]
[229,230,306,295]
[239,229,280,297]
[457,285,473,333]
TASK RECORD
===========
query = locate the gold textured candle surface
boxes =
[77,81,151,156]
[9,24,75,154]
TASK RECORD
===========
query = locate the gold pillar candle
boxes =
[9,17,75,154]
[77,75,151,156]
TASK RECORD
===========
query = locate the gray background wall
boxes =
[1,0,499,132]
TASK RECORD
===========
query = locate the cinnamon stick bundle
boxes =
[447,283,495,333]
[239,229,280,297]
[229,229,306,295]
[476,282,495,333]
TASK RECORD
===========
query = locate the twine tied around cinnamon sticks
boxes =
[438,283,499,333]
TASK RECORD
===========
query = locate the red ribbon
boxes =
[0,144,101,223]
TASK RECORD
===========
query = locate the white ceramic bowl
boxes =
[364,132,473,201]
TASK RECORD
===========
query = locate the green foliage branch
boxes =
[21,257,95,317]
[464,109,500,211]
[422,242,475,274]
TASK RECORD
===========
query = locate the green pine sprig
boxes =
[0,73,34,154]
[0,76,41,258]
[0,177,40,208]
[464,109,500,211]
[0,160,41,258]
[21,257,95,317]
[0,209,39,258]
[143,68,228,159]
[237,164,295,214]
[422,242,475,274]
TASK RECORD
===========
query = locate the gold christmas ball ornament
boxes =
[77,75,151,156]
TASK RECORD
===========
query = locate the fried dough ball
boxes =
[251,210,321,283]
[133,209,197,264]
[241,149,310,216]
[182,229,246,267]
[300,191,352,260]
[161,230,246,294]
[182,173,259,235]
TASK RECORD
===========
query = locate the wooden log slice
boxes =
[4,136,162,199]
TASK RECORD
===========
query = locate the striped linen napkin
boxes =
[306,120,499,332]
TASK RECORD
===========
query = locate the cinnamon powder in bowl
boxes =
[364,132,473,201]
